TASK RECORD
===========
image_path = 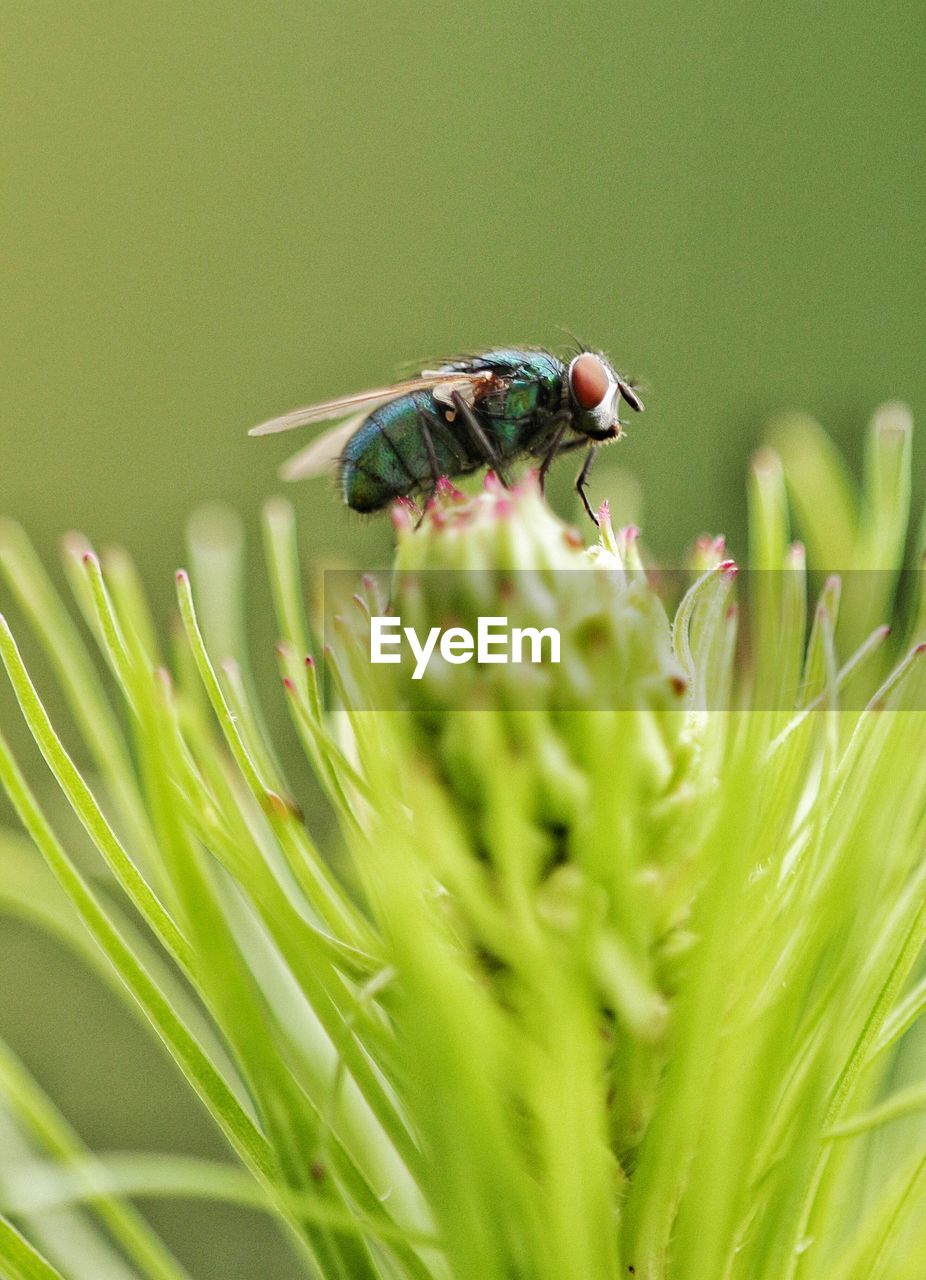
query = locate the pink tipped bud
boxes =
[305,654,315,668]
[175,569,188,584]
[61,532,92,560]
[390,498,415,531]
[434,475,464,502]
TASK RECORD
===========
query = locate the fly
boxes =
[248,347,644,523]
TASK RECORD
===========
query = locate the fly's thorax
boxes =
[476,351,565,423]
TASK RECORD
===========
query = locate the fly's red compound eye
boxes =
[569,353,610,411]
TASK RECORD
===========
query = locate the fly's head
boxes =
[566,352,644,440]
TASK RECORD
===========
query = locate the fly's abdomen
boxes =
[340,393,476,512]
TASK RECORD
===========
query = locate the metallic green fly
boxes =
[249,347,643,522]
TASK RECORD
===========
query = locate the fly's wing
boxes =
[248,370,493,437]
[279,412,368,481]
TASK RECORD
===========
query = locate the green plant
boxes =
[0,403,924,1280]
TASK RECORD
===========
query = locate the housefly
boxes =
[249,347,643,522]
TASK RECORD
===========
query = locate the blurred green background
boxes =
[1,2,924,1277]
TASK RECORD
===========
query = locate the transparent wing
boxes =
[250,392,394,437]
[249,370,492,437]
[279,412,369,481]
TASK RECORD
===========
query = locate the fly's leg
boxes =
[537,419,570,493]
[533,417,606,519]
[449,391,511,486]
[421,408,469,470]
[550,436,587,456]
[413,408,474,527]
[576,446,600,524]
[417,415,445,521]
